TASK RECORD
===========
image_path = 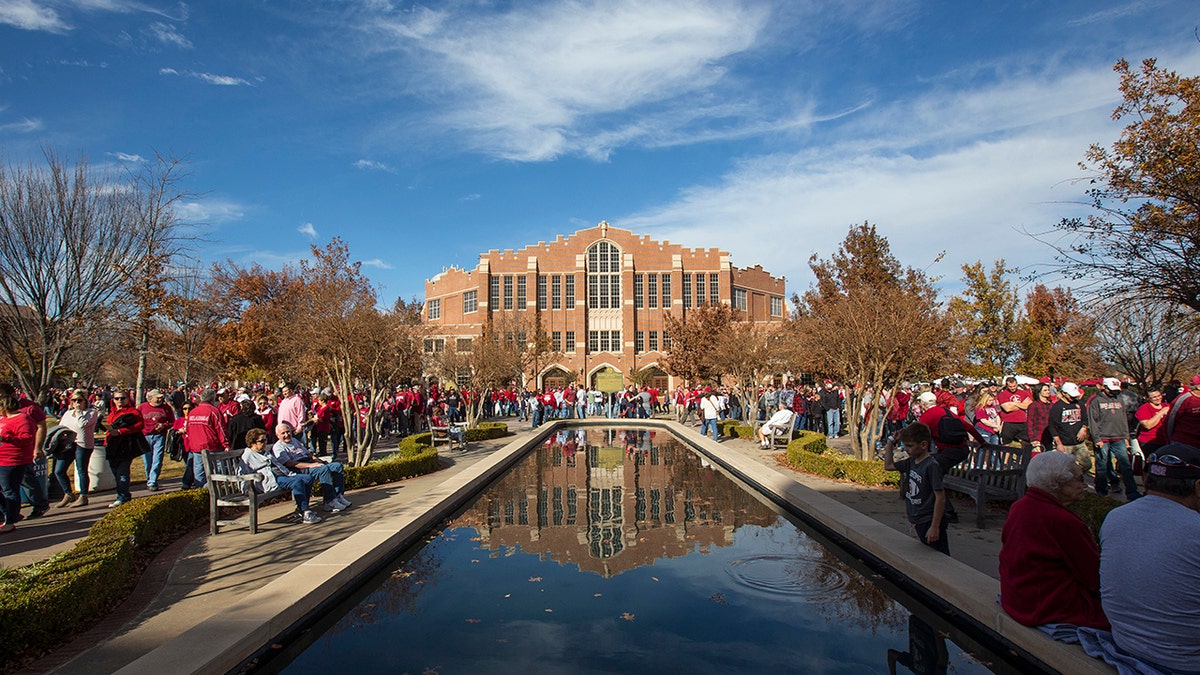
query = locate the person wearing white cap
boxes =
[1086,377,1139,500]
[1048,383,1091,473]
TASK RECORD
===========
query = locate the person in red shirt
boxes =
[138,388,175,492]
[918,390,984,523]
[0,393,38,532]
[183,389,229,489]
[996,377,1033,446]
[1167,375,1200,448]
[999,451,1108,632]
[216,387,240,426]
[1136,389,1171,456]
[104,391,146,507]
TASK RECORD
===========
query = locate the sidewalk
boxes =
[14,419,1005,673]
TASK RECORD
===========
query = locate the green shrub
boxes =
[790,430,828,454]
[1068,491,1123,544]
[338,448,441,492]
[784,442,900,487]
[715,419,756,439]
[0,490,209,670]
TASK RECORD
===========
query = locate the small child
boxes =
[883,422,949,555]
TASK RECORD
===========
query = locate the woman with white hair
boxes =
[998,451,1109,635]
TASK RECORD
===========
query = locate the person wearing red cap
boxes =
[698,387,723,441]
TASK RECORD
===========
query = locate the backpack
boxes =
[936,410,969,446]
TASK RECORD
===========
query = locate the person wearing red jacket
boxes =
[0,393,38,533]
[918,390,984,523]
[104,391,146,507]
[183,389,229,489]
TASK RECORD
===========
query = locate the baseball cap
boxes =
[1190,375,1200,387]
[217,387,229,395]
[1146,442,1200,479]
[1101,377,1121,392]
[1061,382,1081,399]
[147,388,163,399]
[917,392,937,406]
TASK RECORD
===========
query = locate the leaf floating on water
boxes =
[593,593,602,597]
[651,577,659,582]
[271,644,284,650]
[496,639,508,643]
[545,608,553,613]
[470,537,484,542]
[529,576,543,582]
[504,594,511,598]
[466,618,481,623]
[471,559,480,563]
[621,612,635,621]
[708,593,729,605]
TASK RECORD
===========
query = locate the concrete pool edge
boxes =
[113,420,1111,674]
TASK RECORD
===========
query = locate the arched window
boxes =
[587,241,621,309]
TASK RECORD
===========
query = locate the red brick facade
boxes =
[424,222,785,389]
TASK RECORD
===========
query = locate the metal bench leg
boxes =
[975,483,987,529]
[249,497,258,535]
[210,487,219,536]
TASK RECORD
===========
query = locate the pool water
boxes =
[278,428,1002,674]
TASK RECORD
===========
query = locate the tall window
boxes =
[648,273,658,309]
[648,330,659,351]
[463,290,478,314]
[587,241,621,309]
[552,275,562,310]
[635,330,644,353]
[565,276,575,309]
[732,288,747,311]
[517,276,527,310]
[552,331,562,352]
[588,330,621,352]
[503,275,514,310]
[710,273,720,305]
[696,273,706,305]
[662,274,671,307]
[565,331,576,352]
[682,274,692,308]
[771,296,784,317]
[634,273,644,309]
[489,277,500,310]
[427,298,441,320]
[538,275,548,310]
[663,331,671,349]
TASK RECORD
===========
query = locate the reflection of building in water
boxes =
[452,429,778,577]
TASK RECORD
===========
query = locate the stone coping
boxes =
[114,419,1111,674]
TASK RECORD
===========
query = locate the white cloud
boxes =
[175,199,246,225]
[354,159,395,173]
[298,222,318,239]
[619,58,1172,297]
[361,258,393,269]
[370,0,777,160]
[460,193,480,202]
[0,0,68,32]
[0,117,44,133]
[159,68,253,86]
[107,151,145,163]
[147,21,192,49]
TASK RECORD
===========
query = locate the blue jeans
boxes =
[54,445,94,495]
[143,433,166,488]
[298,462,345,504]
[276,473,315,513]
[108,456,132,503]
[182,452,207,488]
[1094,439,1139,499]
[825,409,841,438]
[701,418,719,441]
[0,464,27,525]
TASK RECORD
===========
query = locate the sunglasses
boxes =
[112,396,126,400]
[1147,453,1200,478]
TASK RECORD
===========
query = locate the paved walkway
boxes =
[7,420,1006,674]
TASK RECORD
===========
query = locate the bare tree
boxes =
[158,259,222,386]
[1094,297,1199,391]
[0,150,142,394]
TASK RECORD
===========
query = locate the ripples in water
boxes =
[725,554,850,600]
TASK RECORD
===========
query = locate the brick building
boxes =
[423,222,785,390]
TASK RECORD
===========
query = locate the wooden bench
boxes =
[753,417,795,450]
[202,449,291,535]
[941,443,1031,529]
[430,423,467,451]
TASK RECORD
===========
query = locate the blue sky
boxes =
[1,0,1197,306]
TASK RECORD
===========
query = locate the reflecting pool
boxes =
[277,428,1005,673]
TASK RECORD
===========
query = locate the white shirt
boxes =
[60,408,100,449]
[763,408,795,431]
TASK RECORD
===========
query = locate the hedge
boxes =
[0,489,209,670]
[1068,491,1123,544]
[716,420,757,439]
[785,435,901,487]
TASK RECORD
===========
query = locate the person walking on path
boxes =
[55,391,100,508]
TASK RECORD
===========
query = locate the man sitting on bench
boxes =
[272,422,352,513]
[758,402,795,449]
[239,428,322,524]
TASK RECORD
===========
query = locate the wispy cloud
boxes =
[361,258,393,269]
[0,117,44,133]
[57,59,108,68]
[0,0,68,32]
[1067,0,1169,26]
[159,67,253,86]
[354,159,395,173]
[366,0,781,161]
[298,223,318,239]
[147,21,192,49]
[460,193,480,202]
[176,199,246,225]
[107,151,145,163]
